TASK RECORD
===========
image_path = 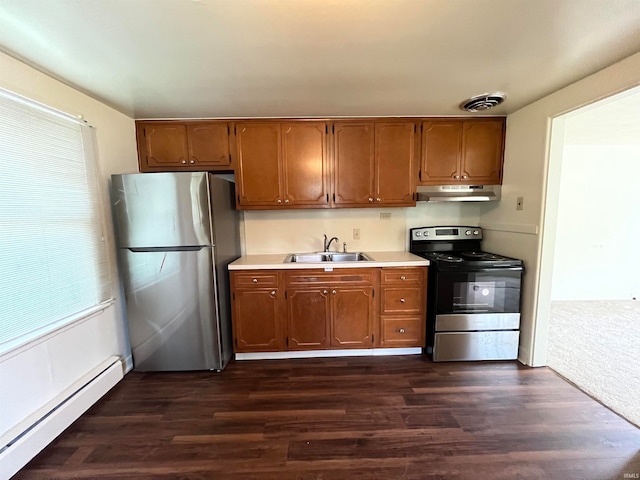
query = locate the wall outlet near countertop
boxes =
[353,228,360,240]
[380,212,392,220]
[516,196,524,210]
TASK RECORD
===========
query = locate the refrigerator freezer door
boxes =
[111,172,212,248]
[120,247,223,371]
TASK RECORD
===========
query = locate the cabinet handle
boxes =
[398,328,405,334]
[323,289,328,294]
[252,278,258,283]
[400,275,406,280]
[332,290,337,295]
[400,298,405,303]
[368,197,374,202]
[376,197,381,202]
[453,175,460,179]
[284,199,290,204]
[181,160,187,164]
[277,199,282,204]
[462,175,468,179]
[270,290,276,296]
[189,159,195,164]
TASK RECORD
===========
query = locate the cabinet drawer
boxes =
[233,271,279,288]
[381,287,424,314]
[286,269,375,286]
[380,316,424,346]
[381,267,425,285]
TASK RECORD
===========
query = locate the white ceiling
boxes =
[2,0,640,119]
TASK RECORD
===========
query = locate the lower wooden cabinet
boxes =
[230,266,426,353]
[230,271,285,352]
[378,267,427,348]
[287,288,331,349]
[379,316,424,347]
[331,287,374,348]
[286,269,375,350]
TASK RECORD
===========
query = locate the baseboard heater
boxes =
[0,356,124,479]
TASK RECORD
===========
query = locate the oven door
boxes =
[434,268,522,315]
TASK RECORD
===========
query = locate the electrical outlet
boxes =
[353,228,360,240]
[516,196,524,211]
[380,212,392,220]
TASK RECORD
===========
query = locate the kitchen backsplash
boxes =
[242,202,482,254]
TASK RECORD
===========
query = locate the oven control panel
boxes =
[411,226,483,241]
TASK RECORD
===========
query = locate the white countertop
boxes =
[228,251,429,270]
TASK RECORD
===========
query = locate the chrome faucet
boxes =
[323,234,339,252]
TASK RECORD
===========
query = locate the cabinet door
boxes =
[330,287,374,348]
[233,288,284,352]
[375,122,416,206]
[282,122,329,207]
[139,123,189,168]
[419,121,462,185]
[333,122,375,206]
[287,288,331,350]
[461,119,504,184]
[235,123,282,207]
[187,123,231,167]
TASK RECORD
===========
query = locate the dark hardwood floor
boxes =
[15,356,640,480]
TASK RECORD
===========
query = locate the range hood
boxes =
[416,185,501,202]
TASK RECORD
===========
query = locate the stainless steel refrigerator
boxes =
[110,172,240,371]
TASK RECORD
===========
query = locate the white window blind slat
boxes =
[0,89,112,353]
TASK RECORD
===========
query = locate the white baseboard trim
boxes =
[0,356,124,480]
[235,347,422,361]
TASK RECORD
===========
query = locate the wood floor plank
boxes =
[13,355,640,480]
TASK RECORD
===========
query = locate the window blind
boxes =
[0,89,112,354]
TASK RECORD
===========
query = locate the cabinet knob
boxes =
[189,159,195,164]
[462,175,468,179]
[270,290,276,296]
[332,290,337,295]
[400,298,405,303]
[400,275,406,281]
[284,199,290,204]
[368,197,374,202]
[252,278,258,283]
[277,199,282,204]
[181,160,187,164]
[376,197,381,202]
[453,175,460,179]
[398,328,405,334]
[323,289,328,294]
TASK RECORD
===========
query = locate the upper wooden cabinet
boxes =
[134,116,506,208]
[136,121,232,172]
[333,121,416,207]
[419,118,505,185]
[235,122,329,209]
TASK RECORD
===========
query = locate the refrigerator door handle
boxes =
[126,246,208,253]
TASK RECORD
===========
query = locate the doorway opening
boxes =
[539,85,640,427]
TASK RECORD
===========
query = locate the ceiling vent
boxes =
[460,92,506,112]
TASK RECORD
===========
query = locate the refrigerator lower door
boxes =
[120,247,223,371]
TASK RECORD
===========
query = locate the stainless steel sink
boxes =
[284,252,374,263]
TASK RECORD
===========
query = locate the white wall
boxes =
[552,145,640,300]
[243,202,481,254]
[0,52,138,444]
[478,50,640,366]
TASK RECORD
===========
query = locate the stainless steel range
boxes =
[409,226,524,362]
